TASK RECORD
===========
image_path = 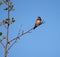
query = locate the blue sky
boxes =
[0,0,60,57]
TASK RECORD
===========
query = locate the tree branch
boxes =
[8,27,34,51]
[9,27,33,42]
[0,41,5,48]
[4,1,10,57]
[8,40,17,51]
[0,39,5,48]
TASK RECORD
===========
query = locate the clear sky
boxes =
[0,0,60,57]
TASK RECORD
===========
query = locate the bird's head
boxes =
[37,16,42,21]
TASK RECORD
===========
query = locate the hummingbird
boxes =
[33,16,42,29]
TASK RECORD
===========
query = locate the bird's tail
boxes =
[33,26,37,29]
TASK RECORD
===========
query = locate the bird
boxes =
[33,16,42,29]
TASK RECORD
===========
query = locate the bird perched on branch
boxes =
[33,16,43,29]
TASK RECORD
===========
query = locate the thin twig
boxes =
[8,40,17,51]
[0,39,2,43]
[9,27,34,43]
[8,27,34,51]
[17,25,22,35]
[0,42,5,48]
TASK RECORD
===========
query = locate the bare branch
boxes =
[0,41,5,48]
[0,38,5,43]
[17,25,22,36]
[7,27,34,51]
[0,39,2,43]
[9,27,34,43]
[8,40,17,51]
